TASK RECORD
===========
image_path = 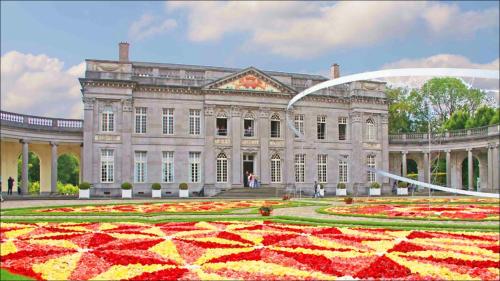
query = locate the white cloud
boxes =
[381,54,499,103]
[166,1,498,58]
[1,51,85,119]
[128,13,177,41]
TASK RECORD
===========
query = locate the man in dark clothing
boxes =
[7,177,14,195]
[244,171,249,188]
[313,181,318,198]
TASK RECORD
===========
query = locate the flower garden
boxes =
[1,197,499,280]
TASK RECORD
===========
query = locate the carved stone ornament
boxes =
[96,63,125,72]
[204,105,215,116]
[121,98,133,112]
[349,112,362,122]
[82,97,95,110]
[259,107,270,118]
[362,82,379,91]
[231,106,241,117]
[380,113,389,124]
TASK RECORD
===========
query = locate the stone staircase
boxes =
[213,187,284,199]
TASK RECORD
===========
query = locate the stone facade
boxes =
[79,52,389,197]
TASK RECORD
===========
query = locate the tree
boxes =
[444,110,470,130]
[57,154,80,186]
[387,87,413,133]
[465,105,496,128]
[489,108,499,125]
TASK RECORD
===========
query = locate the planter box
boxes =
[397,188,408,195]
[336,189,347,196]
[79,189,89,199]
[179,189,189,198]
[152,189,162,198]
[369,188,381,196]
[318,188,325,197]
[122,189,132,199]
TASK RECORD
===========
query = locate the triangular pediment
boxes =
[204,67,296,94]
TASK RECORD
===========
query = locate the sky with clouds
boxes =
[1,1,499,118]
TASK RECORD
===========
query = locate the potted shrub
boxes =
[179,183,189,198]
[151,183,162,198]
[336,183,347,196]
[121,182,132,198]
[282,194,291,201]
[318,184,325,198]
[344,196,353,204]
[259,206,273,216]
[369,182,381,196]
[397,181,409,195]
[78,182,90,199]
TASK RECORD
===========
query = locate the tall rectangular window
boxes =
[134,151,147,183]
[338,158,348,183]
[295,154,305,183]
[216,152,228,183]
[244,118,254,137]
[366,118,376,141]
[270,113,281,138]
[135,107,147,134]
[100,149,114,183]
[216,116,228,136]
[271,154,282,183]
[189,109,201,135]
[189,152,201,182]
[101,106,114,132]
[162,151,174,183]
[367,155,376,183]
[318,154,327,183]
[338,117,347,140]
[294,114,304,138]
[162,108,174,135]
[317,115,326,140]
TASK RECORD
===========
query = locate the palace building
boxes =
[79,43,389,196]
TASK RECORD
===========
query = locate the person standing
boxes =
[313,181,318,198]
[249,173,255,189]
[244,171,249,188]
[7,177,14,195]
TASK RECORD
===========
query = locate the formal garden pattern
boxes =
[1,221,499,280]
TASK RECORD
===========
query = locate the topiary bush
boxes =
[398,181,408,188]
[79,182,91,190]
[151,183,161,190]
[121,182,132,190]
[337,183,346,189]
[370,182,381,189]
[179,183,188,190]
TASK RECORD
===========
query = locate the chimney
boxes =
[119,42,129,62]
[331,63,340,79]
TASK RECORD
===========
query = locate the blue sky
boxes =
[1,1,499,118]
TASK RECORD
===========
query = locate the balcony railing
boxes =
[389,125,498,143]
[244,128,254,137]
[1,110,83,131]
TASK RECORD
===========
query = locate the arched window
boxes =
[271,153,282,183]
[366,118,376,141]
[101,106,114,132]
[216,152,228,183]
[367,155,376,183]
[270,113,281,138]
[244,112,255,137]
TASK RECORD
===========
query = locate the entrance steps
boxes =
[213,187,284,199]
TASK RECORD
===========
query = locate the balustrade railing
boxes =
[389,125,498,142]
[1,110,83,130]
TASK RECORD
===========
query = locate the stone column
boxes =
[467,149,473,190]
[82,97,95,183]
[445,149,451,188]
[380,114,390,185]
[487,145,493,191]
[401,151,407,177]
[50,142,58,193]
[423,151,430,183]
[493,145,499,192]
[20,139,29,194]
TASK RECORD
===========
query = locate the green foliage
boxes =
[57,154,80,185]
[57,181,78,195]
[179,183,188,190]
[370,182,381,189]
[444,110,470,130]
[489,108,499,125]
[398,181,408,188]
[28,181,40,194]
[121,182,132,190]
[465,105,497,128]
[407,173,418,180]
[337,183,346,189]
[151,183,162,190]
[259,206,273,212]
[78,182,91,190]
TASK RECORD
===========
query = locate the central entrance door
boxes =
[243,154,254,188]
